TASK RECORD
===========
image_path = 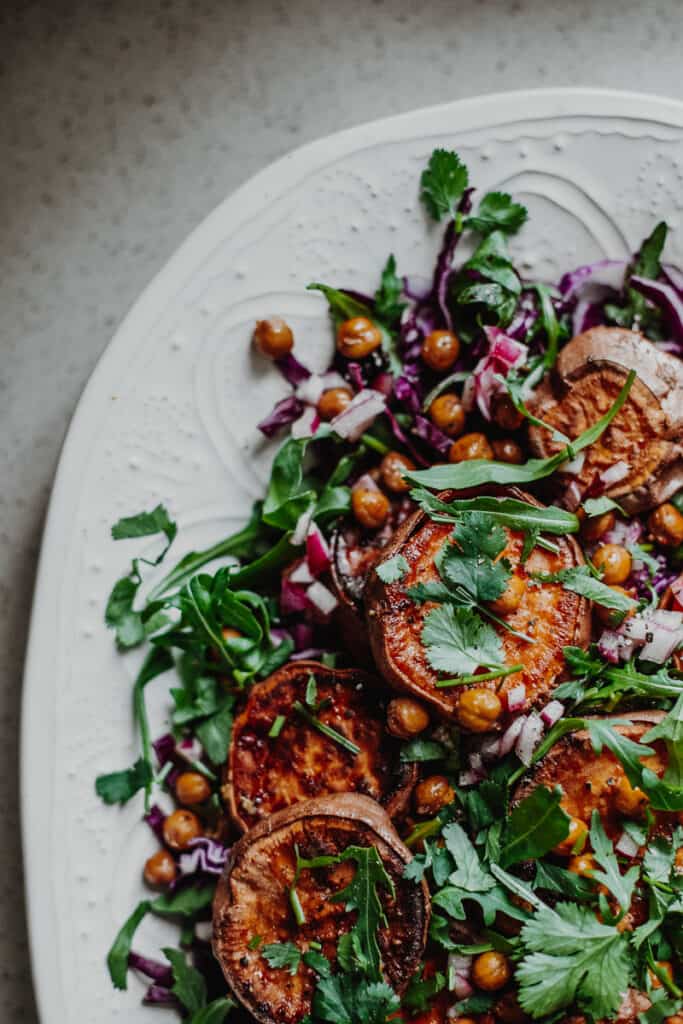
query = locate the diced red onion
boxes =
[599,461,630,488]
[558,451,586,476]
[448,954,473,999]
[620,616,650,643]
[506,683,527,713]
[472,327,527,421]
[291,508,314,546]
[640,621,683,664]
[280,576,309,615]
[295,371,347,405]
[480,735,502,761]
[515,713,544,766]
[291,405,320,439]
[603,517,643,547]
[331,388,386,442]
[499,715,526,756]
[352,472,381,494]
[306,523,331,576]
[615,831,641,858]
[176,737,204,764]
[671,575,683,610]
[292,622,314,650]
[650,608,683,630]
[371,371,395,397]
[289,559,314,585]
[541,700,565,727]
[305,580,339,617]
[598,629,624,664]
[563,479,584,512]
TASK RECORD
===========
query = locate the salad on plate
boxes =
[97,149,683,1024]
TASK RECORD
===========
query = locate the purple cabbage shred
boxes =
[258,395,305,437]
[128,952,174,986]
[144,804,167,844]
[274,353,311,386]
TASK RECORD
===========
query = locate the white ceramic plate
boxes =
[22,89,683,1022]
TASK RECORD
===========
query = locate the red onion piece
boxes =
[558,451,586,476]
[305,580,339,617]
[306,523,331,576]
[506,683,527,713]
[371,371,394,397]
[540,700,565,727]
[615,831,641,858]
[599,461,630,488]
[280,577,309,615]
[291,508,314,546]
[563,479,584,512]
[352,472,381,494]
[480,734,503,761]
[472,327,527,420]
[291,405,320,439]
[499,715,526,756]
[331,388,386,442]
[515,713,544,766]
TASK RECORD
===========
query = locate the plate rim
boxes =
[21,86,683,1022]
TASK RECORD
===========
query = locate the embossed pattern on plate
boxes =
[21,90,683,1023]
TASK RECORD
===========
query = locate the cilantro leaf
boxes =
[516,902,631,1019]
[407,581,453,605]
[303,949,332,977]
[95,757,152,806]
[261,941,302,975]
[442,822,495,889]
[422,605,503,675]
[313,975,399,1024]
[465,191,528,236]
[376,554,409,584]
[420,149,469,221]
[374,254,405,326]
[450,511,508,559]
[331,846,396,980]
[111,504,177,543]
[439,542,511,604]
[403,967,446,1012]
[163,947,207,1013]
[588,811,639,916]
[500,785,571,867]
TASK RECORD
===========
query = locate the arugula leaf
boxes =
[376,554,409,584]
[465,191,527,236]
[532,566,638,614]
[422,605,504,675]
[307,283,402,375]
[406,370,636,492]
[195,698,235,763]
[589,716,683,812]
[500,786,571,867]
[263,436,318,532]
[532,861,596,902]
[112,505,177,543]
[107,900,151,989]
[420,149,469,221]
[644,694,683,792]
[516,902,631,1020]
[588,811,639,917]
[95,757,152,806]
[605,222,668,333]
[261,941,302,976]
[411,491,579,537]
[331,846,396,980]
[151,885,215,918]
[374,255,405,326]
[313,975,399,1024]
[163,947,207,1013]
[583,496,624,517]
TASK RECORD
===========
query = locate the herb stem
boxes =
[435,663,524,688]
[289,886,306,926]
[292,700,361,755]
[360,432,391,456]
[478,603,536,644]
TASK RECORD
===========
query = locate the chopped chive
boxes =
[305,674,318,707]
[321,652,338,668]
[360,432,390,455]
[289,885,306,926]
[435,663,524,688]
[248,935,262,950]
[309,940,322,951]
[292,700,360,756]
[268,714,286,738]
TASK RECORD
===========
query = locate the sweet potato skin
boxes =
[225,661,416,832]
[365,487,590,723]
[213,793,430,1024]
[528,327,683,513]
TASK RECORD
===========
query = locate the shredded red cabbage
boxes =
[178,837,229,878]
[274,353,311,386]
[257,395,305,437]
[129,952,174,986]
[631,275,683,343]
[412,414,452,456]
[144,804,167,844]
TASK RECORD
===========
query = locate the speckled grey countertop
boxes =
[2,1,682,1018]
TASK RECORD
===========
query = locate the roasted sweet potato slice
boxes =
[527,327,683,513]
[225,661,416,831]
[514,711,676,844]
[365,487,590,723]
[213,793,430,1024]
[331,498,414,660]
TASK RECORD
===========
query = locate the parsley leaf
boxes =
[465,191,528,236]
[261,941,302,976]
[420,149,469,221]
[163,947,207,1013]
[500,786,571,867]
[422,605,504,675]
[376,554,409,584]
[95,757,152,806]
[516,902,631,1019]
[374,254,405,327]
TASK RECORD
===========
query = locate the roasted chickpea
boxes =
[379,451,415,493]
[222,627,242,642]
[176,771,212,807]
[568,853,595,877]
[421,330,460,372]
[553,816,588,856]
[163,809,203,851]
[488,574,525,616]
[317,387,353,421]
[492,394,524,431]
[449,432,494,464]
[593,544,632,585]
[614,775,649,818]
[649,503,683,547]
[580,509,616,543]
[351,487,390,530]
[649,961,674,990]
[253,317,294,359]
[675,846,683,872]
[429,393,466,437]
[386,697,430,739]
[456,687,503,733]
[450,1019,478,1024]
[413,775,454,816]
[665,1016,683,1024]
[336,316,382,359]
[472,951,512,992]
[492,438,524,464]
[143,849,177,888]
[593,586,636,628]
